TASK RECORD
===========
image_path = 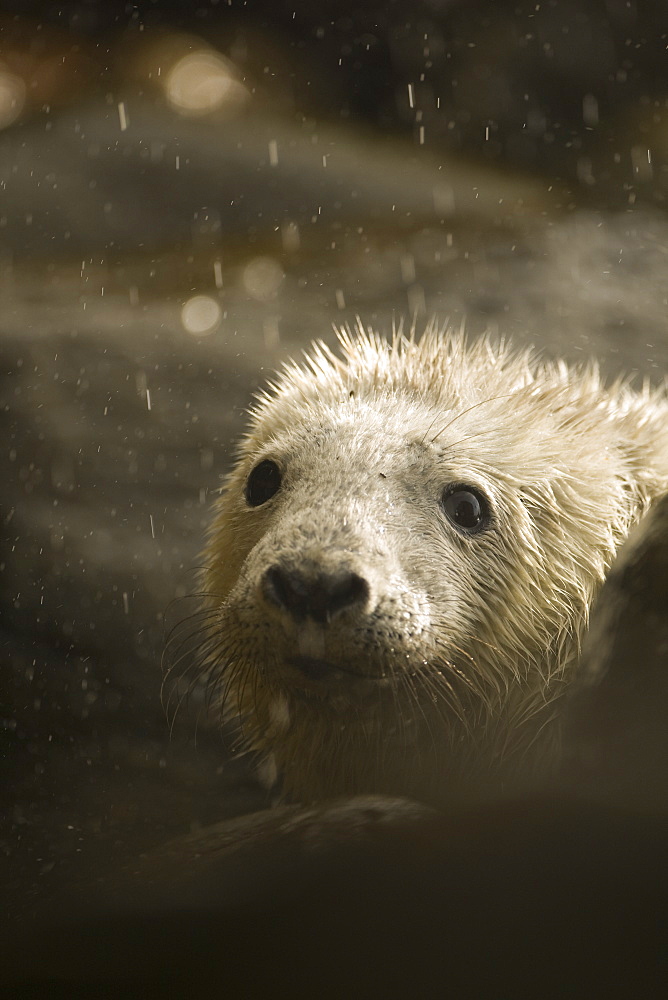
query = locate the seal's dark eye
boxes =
[245,460,282,507]
[441,485,490,534]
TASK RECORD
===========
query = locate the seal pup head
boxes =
[200,324,668,804]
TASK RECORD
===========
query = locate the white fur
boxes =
[202,323,668,804]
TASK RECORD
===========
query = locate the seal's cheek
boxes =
[205,501,276,603]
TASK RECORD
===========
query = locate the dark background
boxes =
[2,0,668,927]
[1,0,667,200]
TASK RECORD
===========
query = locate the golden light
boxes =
[0,66,26,129]
[165,51,247,116]
[181,295,221,336]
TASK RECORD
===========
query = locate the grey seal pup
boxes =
[198,325,668,803]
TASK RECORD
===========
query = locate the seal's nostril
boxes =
[262,564,369,624]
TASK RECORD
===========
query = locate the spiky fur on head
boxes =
[197,322,668,804]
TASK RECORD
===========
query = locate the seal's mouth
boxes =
[287,655,387,684]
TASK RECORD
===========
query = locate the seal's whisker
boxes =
[215,658,246,732]
[205,643,244,711]
[162,619,219,683]
[424,632,500,709]
[400,671,447,764]
[403,663,470,740]
[163,610,221,657]
[161,625,225,711]
[233,658,256,725]
[161,612,221,689]
[162,607,217,649]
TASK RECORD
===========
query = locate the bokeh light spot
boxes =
[0,68,26,129]
[181,295,221,336]
[166,51,247,116]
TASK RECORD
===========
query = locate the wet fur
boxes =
[188,324,668,804]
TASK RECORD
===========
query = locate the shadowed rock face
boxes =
[6,795,668,999]
[561,493,668,809]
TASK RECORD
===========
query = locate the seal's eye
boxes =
[441,485,490,534]
[245,460,282,507]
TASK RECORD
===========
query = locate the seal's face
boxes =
[200,329,668,803]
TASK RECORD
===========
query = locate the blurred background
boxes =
[2,0,668,918]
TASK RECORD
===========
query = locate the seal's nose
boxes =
[261,563,370,624]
